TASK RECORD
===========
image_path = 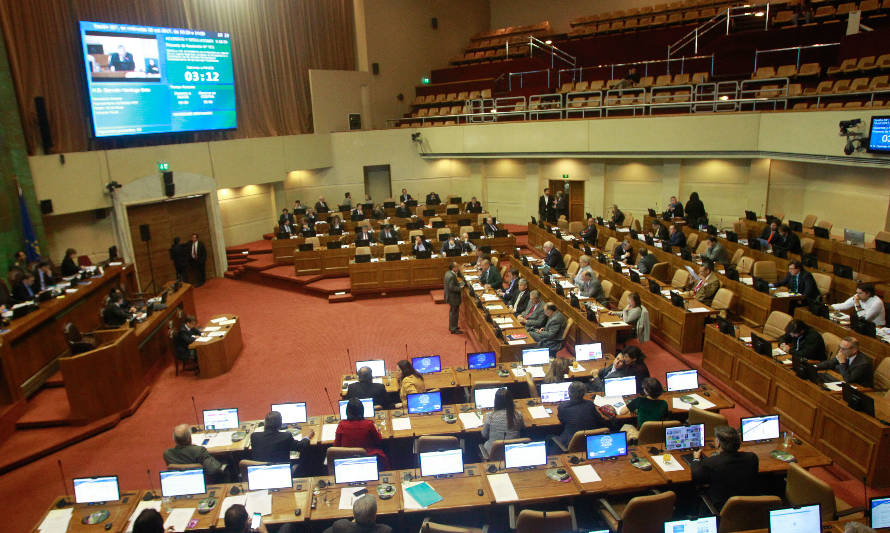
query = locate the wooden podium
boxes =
[191,314,243,378]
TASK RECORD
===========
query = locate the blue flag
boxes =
[17,182,41,262]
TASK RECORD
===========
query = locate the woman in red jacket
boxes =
[335,397,389,470]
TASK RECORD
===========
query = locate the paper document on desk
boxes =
[652,454,684,472]
[210,317,227,324]
[65,288,78,294]
[498,323,514,329]
[207,331,226,337]
[194,337,212,342]
[481,294,499,301]
[781,359,793,366]
[559,280,575,288]
[493,317,512,324]
[403,481,443,509]
[220,494,247,518]
[391,417,412,431]
[370,258,380,263]
[108,261,123,266]
[163,507,195,532]
[472,283,484,291]
[562,235,574,241]
[525,366,545,378]
[528,406,549,419]
[339,487,366,510]
[459,412,483,429]
[740,336,752,343]
[672,394,716,411]
[600,321,629,327]
[510,367,527,377]
[572,464,602,483]
[772,347,787,356]
[487,473,519,502]
[38,507,72,533]
[217,318,236,325]
[203,326,221,332]
[485,305,505,311]
[687,307,711,313]
[507,340,527,345]
[126,501,162,532]
[617,227,630,233]
[654,242,663,248]
[740,277,753,286]
[321,423,338,441]
[246,489,272,516]
[824,381,844,392]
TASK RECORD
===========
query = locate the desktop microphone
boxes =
[346,348,352,373]
[56,459,70,507]
[144,469,155,500]
[405,343,409,356]
[323,387,337,415]
[191,396,200,428]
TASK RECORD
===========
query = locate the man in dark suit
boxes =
[164,424,227,481]
[444,262,464,334]
[395,202,411,218]
[482,217,499,236]
[379,225,398,243]
[412,235,431,255]
[315,196,329,213]
[772,260,819,304]
[278,209,293,225]
[174,315,201,364]
[188,233,207,286]
[110,45,135,71]
[460,233,476,253]
[465,197,481,212]
[650,221,670,241]
[304,209,317,226]
[351,205,365,219]
[759,220,779,249]
[539,188,554,223]
[170,237,188,281]
[425,192,441,205]
[11,272,36,303]
[691,426,760,511]
[479,257,502,289]
[510,278,530,314]
[529,303,567,351]
[399,188,412,203]
[102,292,132,326]
[32,261,55,292]
[543,241,565,272]
[664,196,684,219]
[590,346,650,393]
[779,319,826,361]
[497,269,519,304]
[322,495,392,533]
[580,217,598,244]
[667,224,686,248]
[614,239,633,264]
[773,224,802,256]
[278,220,295,237]
[347,366,390,408]
[556,191,569,221]
[816,337,873,387]
[250,411,314,466]
[356,226,375,243]
[636,248,657,274]
[555,382,606,447]
[440,236,461,254]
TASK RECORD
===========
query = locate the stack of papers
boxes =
[507,340,527,345]
[459,412,483,429]
[528,406,549,419]
[480,294,500,301]
[485,305,504,311]
[391,418,412,431]
[207,331,227,337]
[37,508,73,533]
[321,424,338,441]
[487,473,518,502]
[571,464,601,483]
[246,490,272,515]
[600,321,629,328]
[339,487,366,510]
[773,291,793,298]
[687,307,711,313]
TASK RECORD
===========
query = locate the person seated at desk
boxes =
[610,204,625,226]
[614,239,633,263]
[590,346,650,393]
[299,222,315,237]
[304,208,318,226]
[650,220,670,241]
[578,270,607,305]
[279,208,293,225]
[441,235,461,254]
[399,188,412,203]
[482,388,525,456]
[378,225,398,243]
[132,508,165,533]
[103,291,133,327]
[544,357,572,386]
[759,220,780,250]
[667,224,686,248]
[543,241,565,272]
[773,224,802,256]
[278,220,295,237]
[556,381,606,448]
[11,250,28,273]
[690,260,721,306]
[293,199,304,211]
[174,315,201,365]
[509,278,530,314]
[371,203,386,219]
[612,292,650,344]
[816,336,874,387]
[636,248,657,275]
[620,377,668,441]
[574,255,595,285]
[498,268,520,303]
[460,232,476,253]
[315,196,329,212]
[348,366,390,409]
[518,290,546,329]
[343,192,353,209]
[356,226,375,243]
[479,257,502,289]
[335,398,388,469]
[396,359,425,407]
[779,319,826,361]
[771,260,819,304]
[412,235,431,255]
[665,196,684,219]
[691,425,760,512]
[832,283,885,326]
[528,303,567,350]
[425,191,441,205]
[60,248,80,277]
[700,236,728,265]
[225,504,270,533]
[251,411,314,466]
[11,272,36,303]
[482,217,499,236]
[685,191,706,227]
[580,217,598,244]
[465,196,482,212]
[350,204,365,219]
[363,193,372,203]
[471,248,485,268]
[395,202,411,218]
[328,216,344,235]
[322,494,392,533]
[163,424,227,481]
[32,261,55,292]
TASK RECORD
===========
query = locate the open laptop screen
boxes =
[202,408,239,430]
[339,398,374,419]
[355,359,386,378]
[575,343,603,361]
[73,476,120,504]
[271,402,307,425]
[160,469,205,498]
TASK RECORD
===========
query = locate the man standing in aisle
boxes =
[189,233,207,287]
[444,262,464,335]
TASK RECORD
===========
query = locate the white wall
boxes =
[489,0,671,34]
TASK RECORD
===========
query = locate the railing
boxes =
[508,69,550,91]
[669,3,774,59]
[753,42,841,71]
[519,36,576,69]
[557,54,714,86]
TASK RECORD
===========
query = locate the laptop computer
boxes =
[649,278,661,295]
[740,414,780,443]
[73,476,120,504]
[298,243,314,252]
[270,402,308,425]
[665,424,705,464]
[247,463,292,491]
[354,254,371,263]
[750,334,772,357]
[160,469,206,498]
[745,210,756,221]
[670,291,685,309]
[385,252,401,261]
[843,383,875,416]
[768,505,821,533]
[851,314,877,337]
[494,229,508,238]
[813,226,830,239]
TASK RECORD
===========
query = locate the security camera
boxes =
[839,119,862,135]
[411,132,422,142]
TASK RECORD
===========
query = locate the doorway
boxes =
[548,179,586,222]
[364,165,392,202]
[126,195,213,292]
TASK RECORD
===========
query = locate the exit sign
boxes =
[562,174,569,179]
[158,161,169,171]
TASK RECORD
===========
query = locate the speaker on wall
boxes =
[39,199,53,214]
[162,171,173,184]
[139,224,151,242]
[431,17,438,29]
[371,62,379,75]
[348,113,362,131]
[165,183,175,197]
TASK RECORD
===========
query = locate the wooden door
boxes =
[127,196,213,292]
[548,179,585,222]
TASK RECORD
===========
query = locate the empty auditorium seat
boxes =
[798,63,821,78]
[855,56,877,72]
[776,64,798,78]
[754,66,777,79]
[849,77,869,92]
[827,58,857,76]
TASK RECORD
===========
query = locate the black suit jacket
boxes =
[775,270,819,302]
[774,232,802,255]
[400,194,412,203]
[33,269,54,292]
[611,210,625,226]
[356,231,376,243]
[667,231,686,248]
[666,203,684,218]
[580,224,598,244]
[315,201,329,212]
[395,207,411,218]
[250,429,311,463]
[279,213,294,225]
[691,451,760,511]
[466,201,481,212]
[347,381,389,409]
[379,229,398,242]
[103,302,130,327]
[61,256,79,277]
[188,241,207,264]
[511,290,530,315]
[11,281,35,303]
[817,352,874,387]
[174,325,200,360]
[780,328,826,361]
[653,225,670,241]
[502,278,519,304]
[556,399,605,446]
[425,194,440,205]
[484,223,499,236]
[545,248,565,271]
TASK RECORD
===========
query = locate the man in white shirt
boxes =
[831,283,885,326]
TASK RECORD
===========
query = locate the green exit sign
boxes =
[562,174,569,179]
[421,77,430,84]
[158,161,169,171]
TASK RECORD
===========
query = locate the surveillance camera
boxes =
[411,132,422,142]
[844,140,855,155]
[839,119,862,135]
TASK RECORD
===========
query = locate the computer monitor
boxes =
[843,383,875,417]
[247,463,292,491]
[355,359,386,378]
[666,369,699,392]
[474,387,506,409]
[814,226,830,239]
[339,398,374,419]
[333,456,379,485]
[467,351,496,370]
[870,496,890,529]
[833,263,854,279]
[270,402,308,425]
[73,476,120,504]
[851,314,877,338]
[788,220,803,232]
[665,424,705,451]
[741,414,781,442]
[662,516,718,533]
[406,391,443,414]
[876,239,890,254]
[844,229,866,247]
[750,334,772,357]
[575,343,604,361]
[203,408,239,430]
[540,382,572,403]
[521,347,550,366]
[629,270,641,284]
[586,431,628,460]
[768,504,821,533]
[412,355,441,374]
[649,278,661,295]
[160,469,206,498]
[504,440,547,469]
[419,449,464,477]
[604,375,637,397]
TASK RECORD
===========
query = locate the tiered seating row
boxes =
[568,0,743,39]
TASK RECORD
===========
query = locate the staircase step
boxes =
[328,293,355,303]
[430,289,445,304]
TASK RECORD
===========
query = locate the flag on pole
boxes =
[16,180,41,262]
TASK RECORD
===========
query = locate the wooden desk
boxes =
[795,308,890,368]
[559,451,666,495]
[397,465,493,513]
[349,255,476,294]
[131,487,225,531]
[214,482,312,527]
[483,457,582,503]
[308,473,402,521]
[702,326,890,488]
[33,490,139,533]
[190,315,244,379]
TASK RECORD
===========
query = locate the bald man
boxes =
[163,423,227,480]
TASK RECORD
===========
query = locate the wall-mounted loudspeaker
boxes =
[165,183,175,197]
[139,224,151,242]
[39,199,53,214]
[431,17,438,29]
[372,62,379,75]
